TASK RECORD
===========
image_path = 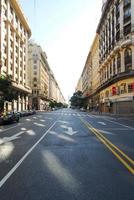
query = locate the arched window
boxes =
[124,48,132,72]
[117,52,121,73]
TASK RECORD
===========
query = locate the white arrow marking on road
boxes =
[98,122,106,126]
[60,125,77,136]
[0,131,24,145]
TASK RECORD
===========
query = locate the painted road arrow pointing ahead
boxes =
[0,131,24,145]
[60,125,77,136]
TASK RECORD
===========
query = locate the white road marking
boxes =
[44,117,52,120]
[0,131,24,145]
[34,122,45,127]
[98,122,106,126]
[40,119,45,122]
[60,125,77,136]
[88,114,134,130]
[103,118,134,130]
[0,123,22,133]
[98,129,114,135]
[58,120,69,124]
[0,122,57,188]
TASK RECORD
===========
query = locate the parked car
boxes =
[0,111,20,124]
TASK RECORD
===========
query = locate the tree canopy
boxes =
[0,75,18,111]
[70,91,85,108]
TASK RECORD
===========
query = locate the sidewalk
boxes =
[88,111,134,119]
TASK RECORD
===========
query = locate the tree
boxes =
[70,91,85,108]
[0,75,18,112]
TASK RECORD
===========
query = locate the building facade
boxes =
[97,0,134,114]
[28,41,50,110]
[49,70,65,104]
[75,77,82,92]
[0,0,31,111]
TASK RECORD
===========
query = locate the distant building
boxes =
[49,70,65,104]
[75,77,82,92]
[0,0,31,111]
[28,41,50,110]
[28,41,65,110]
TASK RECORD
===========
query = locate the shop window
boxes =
[105,90,109,98]
[112,86,117,96]
[120,83,127,94]
[128,83,134,93]
[124,48,132,72]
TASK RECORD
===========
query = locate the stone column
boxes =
[18,95,21,111]
[26,96,28,110]
[120,0,124,39]
[132,46,134,70]
[21,96,25,111]
[115,55,118,74]
[111,60,114,77]
[131,0,134,33]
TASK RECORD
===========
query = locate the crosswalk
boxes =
[45,112,94,117]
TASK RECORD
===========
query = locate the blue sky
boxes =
[19,0,102,101]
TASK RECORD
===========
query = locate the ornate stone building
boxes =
[97,0,134,114]
[0,0,32,111]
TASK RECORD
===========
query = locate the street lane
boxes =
[0,112,60,181]
[82,114,134,162]
[0,109,134,199]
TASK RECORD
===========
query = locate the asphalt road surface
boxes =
[0,109,134,200]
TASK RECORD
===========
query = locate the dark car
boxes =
[0,111,20,124]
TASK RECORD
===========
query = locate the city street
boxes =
[0,109,134,200]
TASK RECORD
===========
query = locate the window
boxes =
[124,0,131,24]
[124,23,131,35]
[34,65,37,69]
[33,77,37,82]
[124,0,131,7]
[10,6,13,14]
[128,83,133,93]
[124,48,132,72]
[117,53,121,73]
[105,90,109,98]
[120,83,127,94]
[15,15,18,23]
